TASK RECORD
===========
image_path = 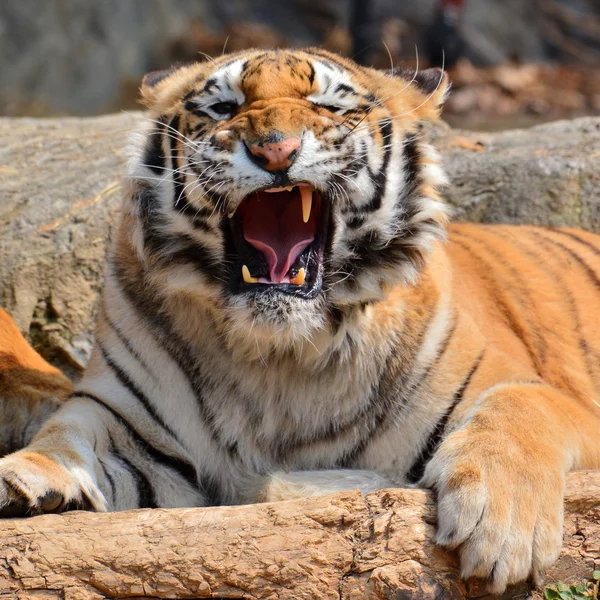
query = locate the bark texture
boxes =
[0,471,597,600]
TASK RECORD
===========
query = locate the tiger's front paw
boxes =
[422,431,565,594]
[0,450,106,517]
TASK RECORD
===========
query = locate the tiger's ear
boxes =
[387,67,450,108]
[139,63,192,112]
[142,65,181,89]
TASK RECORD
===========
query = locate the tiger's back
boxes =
[448,224,600,411]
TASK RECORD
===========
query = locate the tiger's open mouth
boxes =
[227,184,330,298]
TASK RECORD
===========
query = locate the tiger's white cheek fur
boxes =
[209,140,273,204]
[287,130,351,188]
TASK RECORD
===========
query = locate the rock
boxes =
[0,0,217,116]
[436,117,600,232]
[0,113,140,378]
[1,114,599,375]
[1,1,594,117]
[0,471,597,599]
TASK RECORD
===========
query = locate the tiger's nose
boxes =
[247,137,301,171]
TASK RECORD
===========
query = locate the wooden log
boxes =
[0,471,597,600]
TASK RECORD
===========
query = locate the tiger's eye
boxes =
[210,102,237,116]
[316,104,342,114]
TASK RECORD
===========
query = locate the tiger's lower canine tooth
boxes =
[290,267,306,286]
[242,265,258,284]
[300,186,312,223]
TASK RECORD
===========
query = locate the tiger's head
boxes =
[127,49,449,352]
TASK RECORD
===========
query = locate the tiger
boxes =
[0,48,599,594]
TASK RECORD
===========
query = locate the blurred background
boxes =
[1,0,600,130]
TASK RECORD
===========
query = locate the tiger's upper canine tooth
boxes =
[242,265,258,284]
[300,186,312,223]
[290,267,306,286]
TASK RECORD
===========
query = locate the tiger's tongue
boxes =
[243,190,315,283]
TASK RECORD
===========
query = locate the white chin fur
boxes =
[221,292,329,359]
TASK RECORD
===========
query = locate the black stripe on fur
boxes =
[101,303,156,381]
[142,120,167,176]
[98,458,116,508]
[327,307,437,468]
[364,120,394,212]
[406,351,484,484]
[108,433,157,509]
[136,186,222,281]
[70,392,205,504]
[98,341,181,443]
[551,228,600,257]
[113,262,240,481]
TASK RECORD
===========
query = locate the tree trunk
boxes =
[0,471,597,600]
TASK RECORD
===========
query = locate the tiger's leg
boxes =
[0,385,64,458]
[0,393,204,516]
[254,382,599,592]
[0,397,109,516]
[421,382,600,593]
[0,306,73,456]
[254,469,396,503]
